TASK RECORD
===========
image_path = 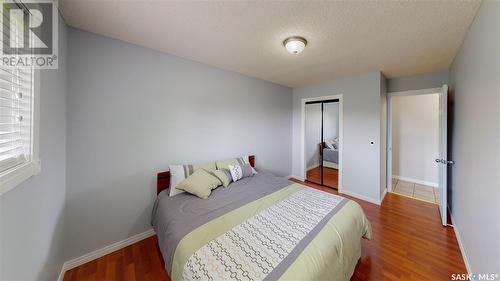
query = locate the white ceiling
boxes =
[59,0,481,87]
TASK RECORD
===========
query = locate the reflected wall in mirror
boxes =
[322,102,339,188]
[305,103,322,185]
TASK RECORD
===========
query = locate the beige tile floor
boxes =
[391,179,439,204]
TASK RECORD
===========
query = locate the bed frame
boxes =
[156,155,255,195]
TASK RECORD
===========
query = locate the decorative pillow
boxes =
[215,157,245,170]
[228,164,254,182]
[330,138,339,151]
[175,169,221,199]
[211,169,232,187]
[325,141,334,149]
[169,162,217,197]
[216,155,257,174]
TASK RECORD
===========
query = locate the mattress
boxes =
[151,171,371,281]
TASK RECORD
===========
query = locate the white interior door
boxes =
[437,84,448,226]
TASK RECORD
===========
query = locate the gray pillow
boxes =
[211,168,233,187]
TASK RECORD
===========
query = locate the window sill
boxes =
[0,160,41,195]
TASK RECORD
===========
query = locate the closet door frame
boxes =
[300,94,343,191]
[305,99,339,187]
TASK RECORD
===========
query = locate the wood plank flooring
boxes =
[63,178,466,281]
[306,166,338,188]
[63,235,168,281]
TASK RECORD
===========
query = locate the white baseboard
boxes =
[283,176,384,206]
[58,229,156,281]
[57,266,66,281]
[450,211,471,274]
[322,161,338,169]
[288,175,304,181]
[392,175,438,187]
[380,188,387,203]
[339,189,381,205]
[306,164,320,170]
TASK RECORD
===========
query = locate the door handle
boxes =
[435,159,455,164]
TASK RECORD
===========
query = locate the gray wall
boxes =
[449,0,500,274]
[391,94,439,185]
[64,28,293,260]
[0,18,67,281]
[387,69,449,92]
[292,72,384,203]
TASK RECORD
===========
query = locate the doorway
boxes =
[390,93,439,203]
[303,97,341,189]
[387,85,449,226]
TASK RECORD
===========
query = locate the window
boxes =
[0,6,40,195]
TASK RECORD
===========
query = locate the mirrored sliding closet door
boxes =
[305,99,339,189]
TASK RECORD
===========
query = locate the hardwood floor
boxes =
[63,178,466,281]
[63,235,169,281]
[306,166,338,188]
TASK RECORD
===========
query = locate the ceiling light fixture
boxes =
[283,36,307,54]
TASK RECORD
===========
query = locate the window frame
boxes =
[0,69,41,195]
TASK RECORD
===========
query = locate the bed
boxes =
[321,142,339,169]
[151,155,371,281]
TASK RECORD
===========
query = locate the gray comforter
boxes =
[151,172,292,274]
[323,148,338,163]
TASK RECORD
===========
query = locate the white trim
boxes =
[386,87,441,192]
[300,94,343,191]
[387,94,392,191]
[392,175,438,188]
[32,69,41,176]
[288,175,305,181]
[339,189,381,205]
[450,211,471,274]
[57,267,65,281]
[322,161,338,169]
[58,229,155,281]
[306,164,320,170]
[380,187,387,203]
[388,87,441,97]
[0,160,41,195]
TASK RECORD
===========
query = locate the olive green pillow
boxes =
[175,169,222,199]
[211,169,232,187]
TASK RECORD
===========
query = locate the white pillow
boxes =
[331,138,339,151]
[228,164,254,182]
[228,165,244,182]
[169,165,186,197]
[325,141,334,149]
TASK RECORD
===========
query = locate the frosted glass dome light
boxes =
[283,36,307,54]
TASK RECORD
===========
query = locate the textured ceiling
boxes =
[59,0,481,87]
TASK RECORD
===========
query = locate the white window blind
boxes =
[0,6,34,174]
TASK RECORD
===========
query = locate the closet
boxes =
[304,99,339,189]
